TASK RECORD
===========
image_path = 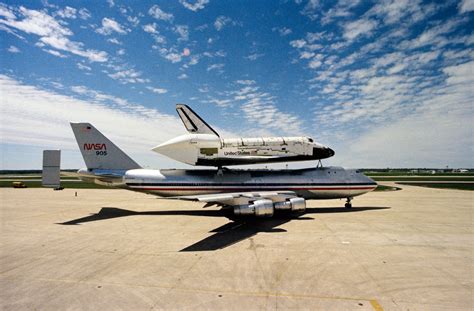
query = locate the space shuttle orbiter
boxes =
[152,104,334,167]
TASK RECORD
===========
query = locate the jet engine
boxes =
[274,197,306,212]
[234,199,274,217]
[233,197,306,217]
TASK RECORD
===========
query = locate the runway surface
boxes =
[0,184,472,310]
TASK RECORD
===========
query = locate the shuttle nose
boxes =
[313,147,335,159]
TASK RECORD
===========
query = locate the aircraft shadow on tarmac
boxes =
[59,206,390,252]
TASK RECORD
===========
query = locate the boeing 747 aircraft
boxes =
[69,123,377,217]
[152,105,335,167]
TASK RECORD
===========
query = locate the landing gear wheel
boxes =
[345,197,352,209]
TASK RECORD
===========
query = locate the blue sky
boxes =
[1,0,473,169]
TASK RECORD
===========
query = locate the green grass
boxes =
[372,176,474,181]
[366,172,474,176]
[396,182,474,191]
[373,185,402,192]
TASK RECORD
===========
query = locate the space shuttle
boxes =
[152,104,334,167]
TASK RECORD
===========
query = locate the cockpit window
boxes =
[308,138,313,142]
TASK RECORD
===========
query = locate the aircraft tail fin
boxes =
[176,104,219,137]
[70,122,141,170]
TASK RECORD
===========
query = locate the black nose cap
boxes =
[313,147,335,159]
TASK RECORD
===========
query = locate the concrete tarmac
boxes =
[0,184,472,310]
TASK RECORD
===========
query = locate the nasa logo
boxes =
[83,143,107,151]
[83,143,107,156]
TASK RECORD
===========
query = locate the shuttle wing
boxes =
[176,104,219,136]
[164,191,297,206]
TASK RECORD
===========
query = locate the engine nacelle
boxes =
[234,199,274,217]
[274,197,306,212]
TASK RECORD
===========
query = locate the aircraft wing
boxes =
[164,191,298,206]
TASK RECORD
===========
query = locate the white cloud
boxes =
[368,0,424,25]
[179,0,210,11]
[96,17,127,35]
[160,49,182,63]
[78,8,91,20]
[343,18,377,40]
[148,5,173,22]
[127,15,139,27]
[236,80,255,85]
[308,58,322,69]
[300,51,314,59]
[0,5,16,19]
[214,16,231,31]
[188,55,199,65]
[77,62,91,71]
[0,7,107,62]
[143,23,158,34]
[207,63,224,72]
[459,0,474,13]
[7,45,20,53]
[207,98,231,107]
[107,69,149,84]
[290,39,306,49]
[56,6,77,19]
[146,86,168,94]
[273,27,292,36]
[175,25,189,41]
[245,53,264,61]
[402,18,465,50]
[43,49,67,58]
[107,38,121,45]
[322,0,361,24]
[299,0,320,20]
[178,73,188,79]
[107,0,115,8]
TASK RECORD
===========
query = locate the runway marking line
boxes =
[24,276,384,310]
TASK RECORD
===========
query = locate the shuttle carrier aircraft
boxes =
[152,104,335,167]
[70,122,377,217]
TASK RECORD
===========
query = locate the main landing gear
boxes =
[345,197,352,209]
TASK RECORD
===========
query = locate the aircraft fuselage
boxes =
[106,166,377,199]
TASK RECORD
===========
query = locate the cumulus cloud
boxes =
[7,45,20,53]
[179,0,210,11]
[148,5,173,22]
[273,27,292,36]
[143,23,158,34]
[343,18,377,40]
[0,6,107,62]
[56,6,77,19]
[459,0,474,13]
[96,17,127,35]
[107,69,150,84]
[175,25,189,41]
[245,53,264,61]
[78,8,91,20]
[207,63,224,73]
[146,86,168,94]
[214,16,231,31]
[43,48,67,58]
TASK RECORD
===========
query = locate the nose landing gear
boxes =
[345,197,352,209]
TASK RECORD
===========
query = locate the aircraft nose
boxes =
[313,147,335,159]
